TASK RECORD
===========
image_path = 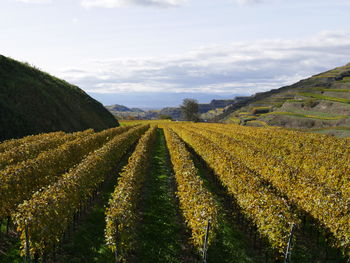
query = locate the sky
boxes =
[1,0,350,108]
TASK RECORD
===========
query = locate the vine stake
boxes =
[202,219,211,263]
[284,224,296,263]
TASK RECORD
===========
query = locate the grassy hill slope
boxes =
[0,55,119,141]
[217,63,350,136]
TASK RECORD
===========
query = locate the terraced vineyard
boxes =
[219,63,350,137]
[0,122,349,263]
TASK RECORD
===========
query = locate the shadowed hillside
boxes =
[0,55,119,141]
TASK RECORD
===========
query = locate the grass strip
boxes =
[135,129,190,263]
[262,111,348,120]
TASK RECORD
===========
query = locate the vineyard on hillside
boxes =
[0,122,349,263]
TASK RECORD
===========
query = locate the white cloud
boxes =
[80,0,186,8]
[58,31,350,96]
[15,0,50,3]
[234,0,262,4]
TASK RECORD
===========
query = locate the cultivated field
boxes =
[0,122,349,263]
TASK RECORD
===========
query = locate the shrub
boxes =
[252,107,271,114]
[303,98,319,108]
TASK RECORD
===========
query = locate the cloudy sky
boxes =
[1,0,350,108]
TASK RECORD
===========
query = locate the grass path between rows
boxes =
[135,129,194,263]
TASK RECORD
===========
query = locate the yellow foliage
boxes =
[164,128,218,250]
[105,126,157,259]
[14,125,148,257]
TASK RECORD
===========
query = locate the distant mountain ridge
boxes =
[106,104,145,113]
[155,99,244,120]
[0,55,119,141]
[106,99,241,120]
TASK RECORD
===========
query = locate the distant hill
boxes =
[0,55,119,141]
[216,63,350,136]
[106,104,132,112]
[198,99,236,113]
[105,100,238,121]
[105,104,147,120]
[130,108,145,112]
[199,97,249,120]
[159,107,182,119]
[106,104,145,113]
[156,99,240,120]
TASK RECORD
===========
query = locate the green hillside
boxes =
[217,63,350,136]
[0,55,119,141]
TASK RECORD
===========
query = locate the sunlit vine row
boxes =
[186,124,350,254]
[197,123,350,192]
[14,125,148,257]
[194,123,348,195]
[0,129,94,170]
[105,126,156,259]
[0,125,134,219]
[164,128,218,250]
[170,125,299,253]
[0,131,66,154]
